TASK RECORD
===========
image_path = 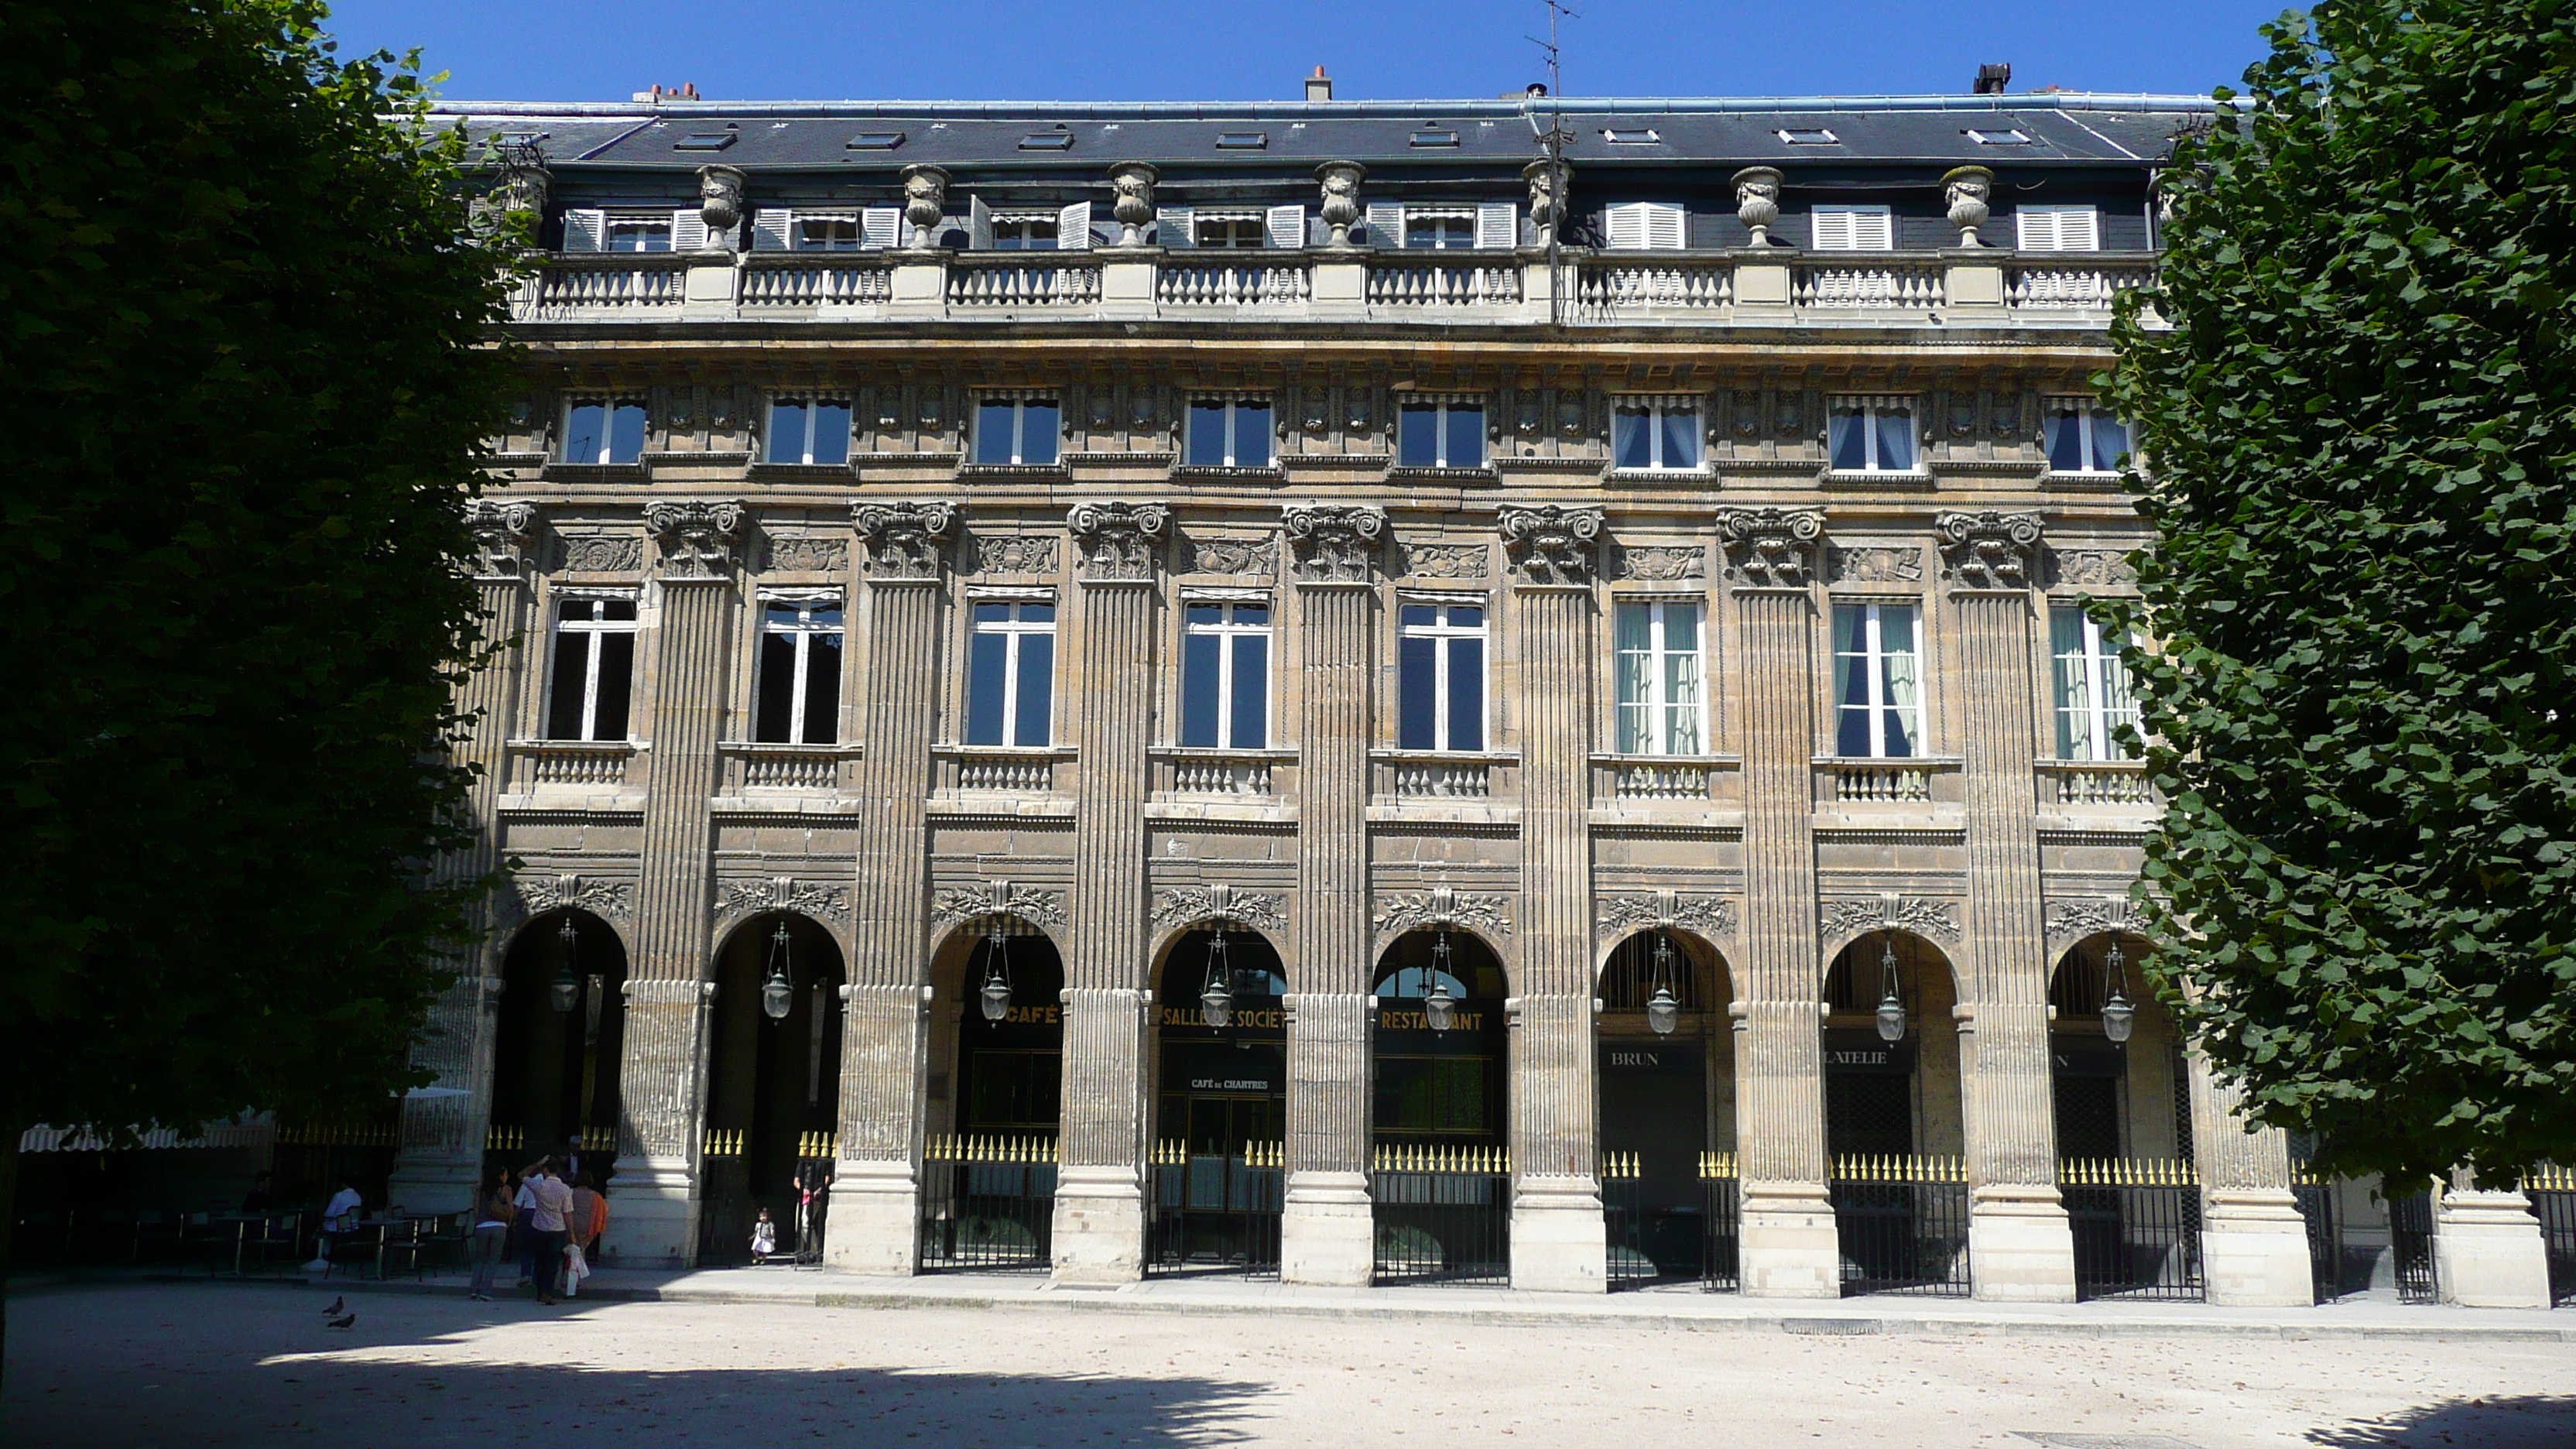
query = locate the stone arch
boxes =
[2046,930,2186,1166]
[1818,925,1964,1006]
[699,909,848,1262]
[489,907,630,1180]
[1369,887,1518,996]
[1818,929,1968,1168]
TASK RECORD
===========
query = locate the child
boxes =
[749,1207,776,1265]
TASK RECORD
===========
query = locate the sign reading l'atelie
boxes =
[1820,1029,1916,1074]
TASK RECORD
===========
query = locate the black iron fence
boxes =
[1828,1154,1971,1297]
[1701,1152,1741,1293]
[916,1134,1057,1272]
[1602,1151,1729,1290]
[1371,1143,1509,1286]
[2293,1163,2340,1303]
[791,1132,835,1267]
[2060,1157,2204,1301]
[1148,1139,1282,1277]
[2529,1166,2576,1307]
[2389,1187,2440,1304]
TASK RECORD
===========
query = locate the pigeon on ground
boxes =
[321,1297,345,1315]
[326,1313,357,1330]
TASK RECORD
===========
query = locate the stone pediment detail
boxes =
[1819,894,1960,944]
[557,533,644,574]
[511,872,635,923]
[1607,544,1708,582]
[1595,890,1737,940]
[1184,533,1282,577]
[715,876,852,925]
[2045,895,2143,945]
[1828,544,1923,584]
[969,533,1058,577]
[1398,542,1489,580]
[1149,884,1289,934]
[930,880,1068,932]
[1372,887,1512,940]
[761,534,848,574]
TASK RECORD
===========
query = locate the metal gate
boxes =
[2060,1157,2204,1301]
[1701,1151,1741,1293]
[2389,1187,2440,1304]
[1149,1139,1281,1276]
[1828,1154,1970,1297]
[2293,1162,2340,1302]
[2529,1166,2576,1307]
[1371,1144,1509,1286]
[916,1134,1056,1272]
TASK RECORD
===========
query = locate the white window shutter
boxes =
[1156,204,1194,248]
[1266,204,1306,248]
[1646,203,1687,251]
[561,208,605,252]
[1605,203,1648,251]
[2016,208,2057,251]
[672,208,709,252]
[968,194,992,251]
[1854,207,1892,249]
[1365,201,1403,248]
[860,207,900,250]
[1810,207,1852,251]
[1476,200,1517,250]
[1057,201,1093,251]
[751,208,791,251]
[2060,206,2099,252]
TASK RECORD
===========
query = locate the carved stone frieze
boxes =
[1828,544,1923,584]
[2050,548,2139,588]
[1608,543,1708,583]
[1936,510,2044,591]
[1282,505,1386,584]
[1819,895,1961,945]
[1150,883,1290,935]
[2045,896,2143,945]
[1498,504,1604,586]
[761,534,848,574]
[1398,542,1489,580]
[1372,887,1512,940]
[1182,534,1280,577]
[851,500,958,580]
[464,500,536,581]
[1595,890,1738,940]
[1067,501,1171,582]
[514,872,635,923]
[557,534,643,574]
[970,534,1058,577]
[644,499,747,579]
[929,880,1067,932]
[716,875,852,924]
[1714,507,1824,590]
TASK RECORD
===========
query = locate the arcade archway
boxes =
[1147,924,1286,1273]
[699,912,844,1264]
[489,909,629,1187]
[1596,928,1735,1287]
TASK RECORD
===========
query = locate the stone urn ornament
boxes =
[1942,165,1995,247]
[1108,162,1159,247]
[1523,158,1566,247]
[696,164,745,250]
[899,163,951,248]
[1315,161,1365,248]
[1732,166,1783,247]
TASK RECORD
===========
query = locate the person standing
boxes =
[512,1166,540,1288]
[468,1177,515,1302]
[750,1207,776,1265]
[561,1175,601,1298]
[525,1160,574,1305]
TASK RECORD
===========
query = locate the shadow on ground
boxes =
[2309,1395,2576,1449]
[4,1283,1266,1448]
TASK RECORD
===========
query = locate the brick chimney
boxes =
[1306,66,1333,102]
[1975,63,2011,95]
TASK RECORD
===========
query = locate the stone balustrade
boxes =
[1814,756,1965,805]
[509,738,640,790]
[934,743,1075,794]
[2035,759,2158,807]
[720,742,864,792]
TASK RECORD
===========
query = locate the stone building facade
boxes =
[384,87,2560,1307]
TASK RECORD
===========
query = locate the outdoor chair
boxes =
[320,1222,385,1279]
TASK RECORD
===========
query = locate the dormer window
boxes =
[1810,204,1893,251]
[1967,128,2034,146]
[1776,127,1839,145]
[673,132,735,152]
[606,218,674,252]
[2017,205,2101,252]
[1019,128,1076,151]
[1215,132,1268,149]
[1603,202,1687,251]
[847,131,906,150]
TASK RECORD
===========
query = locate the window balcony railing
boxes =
[945,254,1104,310]
[509,738,641,790]
[720,742,865,792]
[1793,257,1946,313]
[1365,257,1523,310]
[2007,258,2158,312]
[933,743,1076,794]
[1371,748,1518,802]
[1814,756,1963,805]
[1151,746,1296,799]
[514,255,690,320]
[1155,259,1314,310]
[1588,752,1741,804]
[738,255,895,309]
[2035,759,2158,808]
[1571,255,1735,317]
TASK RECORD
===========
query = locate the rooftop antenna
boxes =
[1524,0,1579,326]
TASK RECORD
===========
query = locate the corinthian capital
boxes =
[1935,510,2044,591]
[1498,504,1604,587]
[851,500,959,581]
[1714,507,1824,590]
[1067,501,1170,583]
[464,499,537,581]
[644,500,747,579]
[1282,504,1386,584]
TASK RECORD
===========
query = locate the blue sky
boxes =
[326,0,2297,104]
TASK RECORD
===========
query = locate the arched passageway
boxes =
[1821,930,1968,1295]
[2049,932,2204,1300]
[1369,928,1509,1284]
[489,910,629,1187]
[1597,928,1735,1287]
[917,920,1065,1270]
[1148,924,1287,1273]
[699,912,845,1264]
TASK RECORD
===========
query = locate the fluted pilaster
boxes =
[2187,1050,2318,1304]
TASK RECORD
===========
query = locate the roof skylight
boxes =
[1776,127,1839,145]
[1215,131,1268,149]
[673,132,735,151]
[847,131,906,150]
[1019,128,1076,151]
[1967,128,2036,146]
[1410,126,1460,148]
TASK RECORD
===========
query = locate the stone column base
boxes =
[1281,1170,1375,1286]
[822,1158,920,1276]
[1510,1174,1606,1293]
[1740,1181,1841,1298]
[1969,1185,2075,1302]
[2437,1189,2552,1309]
[1050,1163,1145,1285]
[2201,1187,2317,1307]
[600,1155,700,1268]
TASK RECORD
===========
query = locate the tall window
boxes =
[1833,603,1923,759]
[1397,399,1485,469]
[1398,602,1486,752]
[547,598,639,742]
[2044,402,2131,474]
[1615,601,1705,755]
[562,399,647,465]
[1185,399,1273,468]
[796,216,863,250]
[1828,399,1917,473]
[1612,399,1701,471]
[973,397,1060,466]
[965,601,1055,746]
[755,598,844,745]
[2051,607,2138,761]
[766,397,851,466]
[1404,211,1476,249]
[1180,602,1270,748]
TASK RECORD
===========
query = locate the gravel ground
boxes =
[5,1282,2574,1447]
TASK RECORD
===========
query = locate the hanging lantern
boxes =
[1874,938,1908,1044]
[761,919,796,1022]
[550,916,581,1015]
[2100,938,2136,1045]
[1424,930,1460,1033]
[1200,925,1235,1029]
[1646,931,1681,1037]
[978,930,1015,1023]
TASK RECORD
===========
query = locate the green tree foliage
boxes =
[2106,0,2576,1183]
[0,2,515,1157]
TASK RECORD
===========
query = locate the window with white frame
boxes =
[2016,205,2101,252]
[1396,397,1485,469]
[751,207,902,252]
[1398,601,1486,752]
[1615,600,1706,755]
[1832,602,1924,759]
[2051,607,2138,761]
[755,596,844,745]
[991,216,1058,250]
[972,396,1061,466]
[964,600,1056,746]
[1404,209,1477,249]
[1185,398,1273,468]
[546,596,639,742]
[605,216,673,252]
[1180,601,1270,748]
[1612,396,1702,471]
[1366,201,1516,250]
[1810,204,1894,251]
[766,396,852,466]
[2043,399,2132,474]
[562,398,648,464]
[1828,396,1918,473]
[1195,215,1267,248]
[1603,202,1687,251]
